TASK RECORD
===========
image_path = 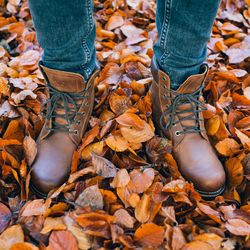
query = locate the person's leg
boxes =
[28,0,98,196]
[151,0,226,198]
[28,0,96,81]
[154,0,221,89]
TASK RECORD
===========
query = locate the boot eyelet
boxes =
[85,103,89,106]
[73,130,78,135]
[77,121,81,125]
[162,76,167,82]
[81,111,85,115]
[175,131,181,136]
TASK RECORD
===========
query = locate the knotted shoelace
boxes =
[42,84,89,133]
[160,85,207,135]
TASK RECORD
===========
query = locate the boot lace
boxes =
[160,85,207,135]
[42,84,89,133]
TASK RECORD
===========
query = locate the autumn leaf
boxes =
[75,185,103,210]
[20,199,50,217]
[114,209,135,228]
[130,168,154,193]
[23,135,37,166]
[0,203,11,234]
[225,157,244,187]
[40,217,66,234]
[0,225,24,250]
[91,153,117,178]
[134,223,165,247]
[225,219,250,236]
[215,138,240,156]
[47,230,78,250]
[105,134,129,152]
[110,169,130,188]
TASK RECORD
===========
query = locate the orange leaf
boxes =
[135,193,151,223]
[111,169,130,188]
[215,138,240,156]
[134,223,165,247]
[130,168,154,194]
[114,209,135,228]
[40,217,66,234]
[105,134,129,152]
[10,242,39,250]
[225,157,244,187]
[116,113,144,130]
[47,230,78,250]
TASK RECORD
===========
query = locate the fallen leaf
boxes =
[0,225,24,250]
[75,185,103,210]
[134,223,165,247]
[47,230,78,250]
[91,153,117,178]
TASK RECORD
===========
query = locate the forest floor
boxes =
[0,0,250,249]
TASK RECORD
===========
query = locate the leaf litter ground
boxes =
[0,0,250,249]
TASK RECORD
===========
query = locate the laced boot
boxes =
[31,65,99,196]
[151,57,226,198]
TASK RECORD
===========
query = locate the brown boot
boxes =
[151,57,226,198]
[31,65,99,196]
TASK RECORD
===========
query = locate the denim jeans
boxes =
[28,0,220,87]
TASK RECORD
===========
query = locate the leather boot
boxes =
[151,57,226,198]
[31,65,99,196]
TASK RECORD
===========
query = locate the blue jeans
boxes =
[28,0,220,87]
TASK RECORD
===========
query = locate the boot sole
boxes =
[30,182,48,199]
[196,184,225,199]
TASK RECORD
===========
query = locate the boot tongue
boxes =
[175,66,208,95]
[173,66,208,130]
[40,65,85,93]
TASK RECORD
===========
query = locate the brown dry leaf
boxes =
[106,15,124,31]
[8,22,25,35]
[10,242,39,250]
[171,227,187,250]
[120,119,154,144]
[21,199,50,217]
[23,135,37,166]
[40,217,66,234]
[79,125,100,151]
[116,113,144,130]
[235,128,250,149]
[0,225,24,250]
[75,185,103,210]
[64,215,91,250]
[194,233,223,249]
[225,157,244,187]
[11,90,37,104]
[206,115,221,135]
[91,153,117,178]
[114,209,135,228]
[47,230,78,250]
[110,169,130,188]
[135,193,151,223]
[225,35,250,63]
[162,179,186,193]
[130,168,154,193]
[109,94,132,115]
[225,218,250,236]
[105,134,129,152]
[197,202,221,224]
[182,241,214,250]
[0,203,11,234]
[68,166,95,184]
[134,223,165,247]
[215,138,240,156]
[81,141,104,161]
